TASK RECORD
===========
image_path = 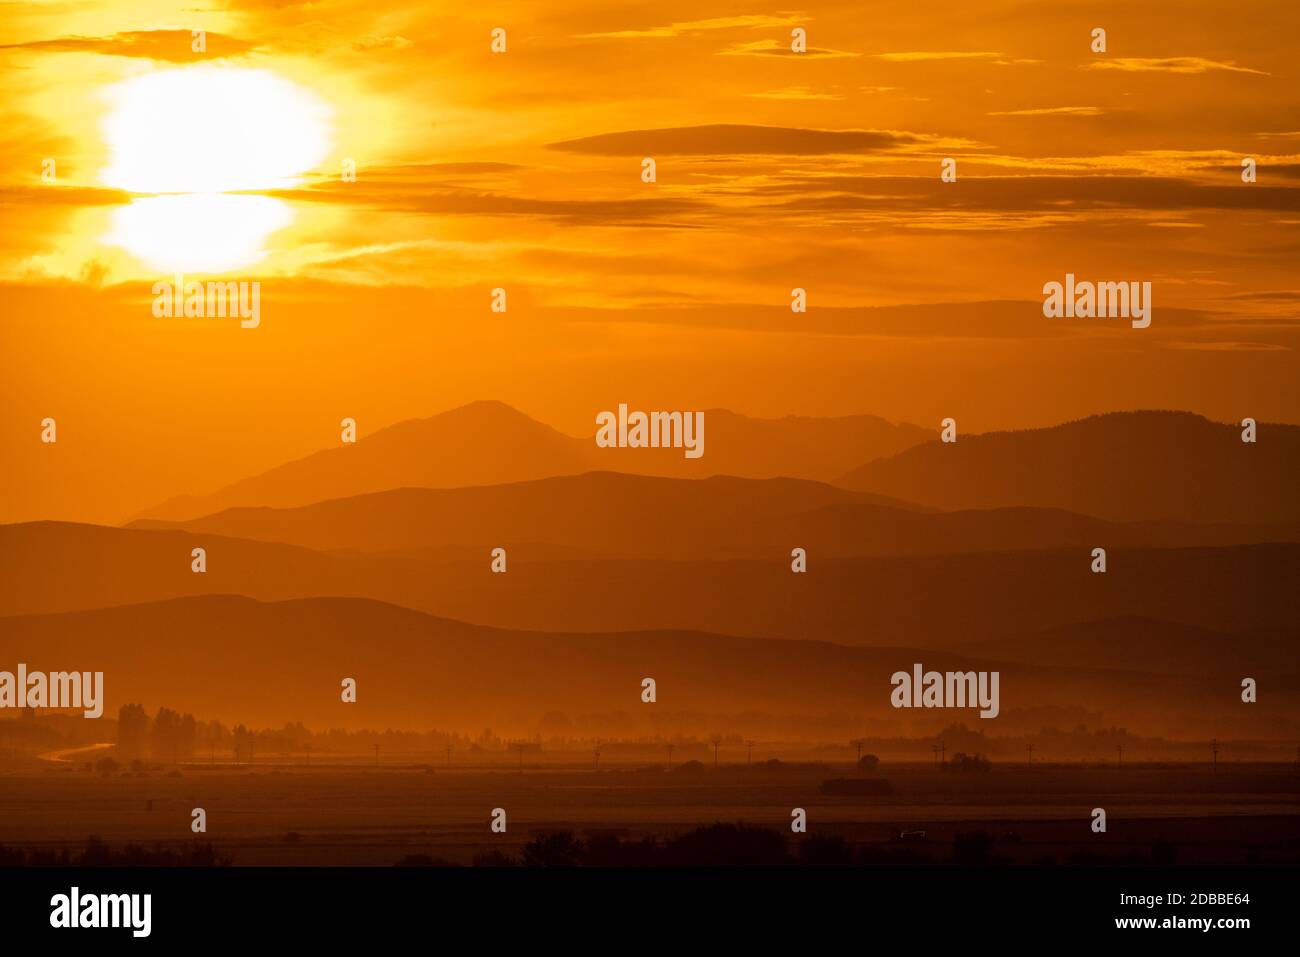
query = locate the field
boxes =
[2,760,1297,867]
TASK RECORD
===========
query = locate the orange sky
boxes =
[3,0,1299,523]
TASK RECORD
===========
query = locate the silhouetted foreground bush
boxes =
[463,825,1188,868]
[942,752,992,773]
[0,837,231,867]
[471,824,919,867]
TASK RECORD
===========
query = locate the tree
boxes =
[522,832,584,867]
[177,713,197,761]
[943,752,992,774]
[231,725,251,764]
[152,708,181,763]
[117,704,150,761]
[94,756,120,777]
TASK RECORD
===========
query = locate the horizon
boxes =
[1,0,1297,900]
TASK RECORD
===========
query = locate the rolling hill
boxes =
[123,470,1299,559]
[839,411,1300,525]
[0,595,1291,738]
[135,401,930,521]
[4,523,1297,649]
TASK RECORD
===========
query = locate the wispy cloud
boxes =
[352,35,413,52]
[548,124,929,156]
[1089,57,1267,75]
[873,51,1003,62]
[579,14,803,39]
[745,87,846,101]
[0,30,255,62]
[1221,290,1300,301]
[987,106,1105,116]
[719,39,857,58]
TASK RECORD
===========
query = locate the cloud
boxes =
[750,175,1300,216]
[987,106,1105,116]
[591,299,1235,341]
[411,162,527,175]
[1220,290,1300,301]
[266,181,708,227]
[0,30,255,62]
[548,124,926,156]
[1166,341,1290,352]
[745,87,845,101]
[1088,57,1267,76]
[353,35,414,52]
[718,39,857,58]
[872,51,1003,62]
[579,14,803,39]
[1191,161,1300,180]
[0,185,130,208]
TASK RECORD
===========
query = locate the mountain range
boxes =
[841,410,1300,525]
[136,401,930,522]
[6,522,1297,647]
[1,595,1292,738]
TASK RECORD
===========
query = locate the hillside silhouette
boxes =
[123,471,1299,559]
[4,525,1298,646]
[959,616,1298,678]
[136,401,929,521]
[840,411,1300,524]
[137,401,591,521]
[0,595,1291,738]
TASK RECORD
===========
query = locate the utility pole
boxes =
[1211,738,1219,773]
[746,740,755,765]
[593,740,601,771]
[710,735,722,768]
[666,743,674,768]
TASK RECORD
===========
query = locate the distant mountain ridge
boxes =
[7,522,1298,646]
[136,400,930,521]
[840,410,1300,525]
[122,470,1300,559]
[959,615,1298,678]
[1,595,1291,738]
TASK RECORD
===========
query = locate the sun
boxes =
[99,66,332,273]
[101,65,333,194]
